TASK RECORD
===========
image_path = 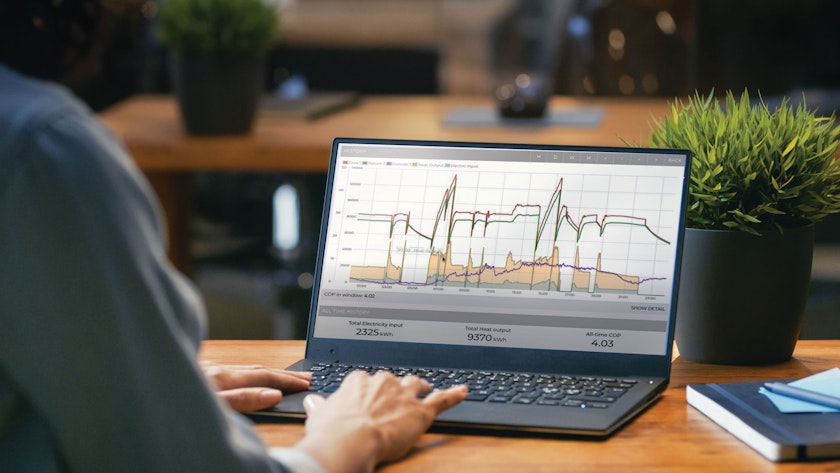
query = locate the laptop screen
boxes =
[311,139,689,359]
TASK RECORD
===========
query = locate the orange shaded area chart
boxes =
[348,175,668,295]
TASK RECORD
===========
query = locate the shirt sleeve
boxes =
[0,102,292,472]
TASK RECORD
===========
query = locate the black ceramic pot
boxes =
[171,54,264,136]
[674,225,814,365]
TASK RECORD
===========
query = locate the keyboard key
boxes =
[512,397,535,404]
[488,395,513,403]
[585,402,610,409]
[465,393,490,402]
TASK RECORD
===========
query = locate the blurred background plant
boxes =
[156,0,280,57]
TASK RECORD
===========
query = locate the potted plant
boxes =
[156,0,280,135]
[645,90,840,365]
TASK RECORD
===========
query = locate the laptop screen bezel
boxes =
[303,137,691,379]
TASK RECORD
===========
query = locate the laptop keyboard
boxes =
[308,362,637,409]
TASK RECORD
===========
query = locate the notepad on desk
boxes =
[261,92,359,121]
[687,368,840,462]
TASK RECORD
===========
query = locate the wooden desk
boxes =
[200,339,840,472]
[99,95,672,270]
[100,94,670,172]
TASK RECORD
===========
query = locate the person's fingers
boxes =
[303,393,326,415]
[343,369,370,383]
[204,363,311,391]
[398,374,433,396]
[281,370,313,381]
[201,361,310,379]
[422,385,469,413]
[223,363,312,382]
[219,387,283,413]
[234,369,311,390]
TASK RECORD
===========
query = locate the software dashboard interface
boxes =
[312,141,688,356]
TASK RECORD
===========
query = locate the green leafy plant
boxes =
[156,0,280,56]
[644,90,840,235]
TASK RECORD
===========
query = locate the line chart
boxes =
[356,175,671,246]
[336,168,680,296]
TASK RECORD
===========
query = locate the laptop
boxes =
[260,137,691,437]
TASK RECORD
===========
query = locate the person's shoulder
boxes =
[0,64,94,141]
[0,65,126,179]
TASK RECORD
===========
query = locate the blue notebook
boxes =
[687,379,840,461]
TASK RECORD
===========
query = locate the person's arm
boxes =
[0,104,287,472]
[0,92,466,473]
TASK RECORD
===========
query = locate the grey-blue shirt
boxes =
[0,65,319,473]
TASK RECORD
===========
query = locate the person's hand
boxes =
[200,361,311,413]
[295,370,467,473]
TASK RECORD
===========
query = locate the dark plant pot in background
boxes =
[171,54,264,135]
[675,225,814,365]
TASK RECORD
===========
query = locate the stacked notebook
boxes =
[687,369,840,461]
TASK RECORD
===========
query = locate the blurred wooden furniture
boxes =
[99,94,671,270]
[200,339,840,473]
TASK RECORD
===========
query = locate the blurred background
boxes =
[81,0,840,340]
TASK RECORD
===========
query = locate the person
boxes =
[0,1,467,472]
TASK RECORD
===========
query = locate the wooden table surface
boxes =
[100,94,672,172]
[200,339,840,473]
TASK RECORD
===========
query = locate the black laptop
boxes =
[260,137,691,436]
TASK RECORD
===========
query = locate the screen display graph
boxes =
[313,141,688,356]
[348,173,674,296]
